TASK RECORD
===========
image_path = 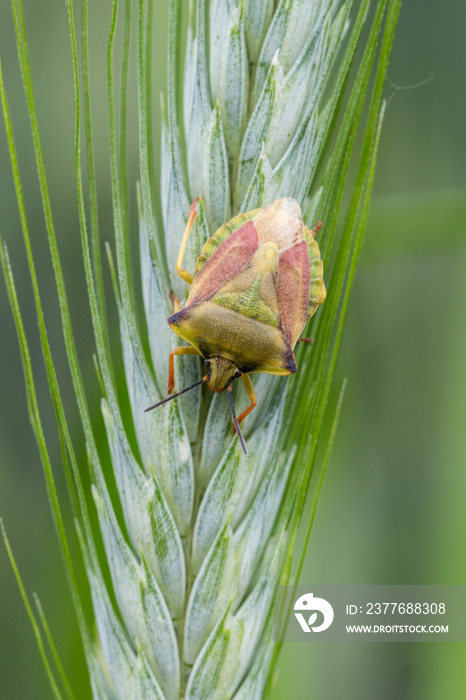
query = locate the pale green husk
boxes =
[1,0,401,698]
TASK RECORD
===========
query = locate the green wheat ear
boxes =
[1,0,400,697]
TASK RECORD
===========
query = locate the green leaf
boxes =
[173,349,203,444]
[119,313,162,472]
[280,0,340,72]
[138,194,174,394]
[119,312,195,534]
[192,440,242,572]
[233,449,293,601]
[140,554,182,699]
[235,54,283,206]
[209,0,238,102]
[243,0,274,64]
[87,649,117,700]
[184,523,236,665]
[184,0,212,199]
[199,377,241,485]
[101,399,148,550]
[265,8,328,165]
[160,129,191,299]
[102,393,189,618]
[1,522,63,700]
[231,618,274,700]
[193,387,287,573]
[185,609,243,700]
[33,594,77,700]
[88,571,140,698]
[144,473,187,617]
[217,3,249,158]
[251,0,292,103]
[163,0,191,299]
[92,488,180,699]
[240,144,274,211]
[205,103,231,231]
[231,533,286,691]
[232,384,287,526]
[131,650,167,700]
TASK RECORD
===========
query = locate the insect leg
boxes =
[235,373,257,427]
[309,221,322,237]
[169,290,181,312]
[168,345,200,393]
[176,198,199,285]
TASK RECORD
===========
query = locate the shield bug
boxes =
[146,197,326,453]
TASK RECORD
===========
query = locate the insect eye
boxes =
[234,369,242,378]
[204,359,211,367]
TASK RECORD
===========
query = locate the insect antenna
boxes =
[227,386,247,455]
[145,376,206,412]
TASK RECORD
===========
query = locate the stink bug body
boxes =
[146,197,326,453]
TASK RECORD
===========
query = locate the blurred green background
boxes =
[0,1,464,698]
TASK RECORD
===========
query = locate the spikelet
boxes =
[1,0,400,697]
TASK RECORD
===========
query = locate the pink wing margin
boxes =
[187,220,259,304]
[277,241,310,348]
